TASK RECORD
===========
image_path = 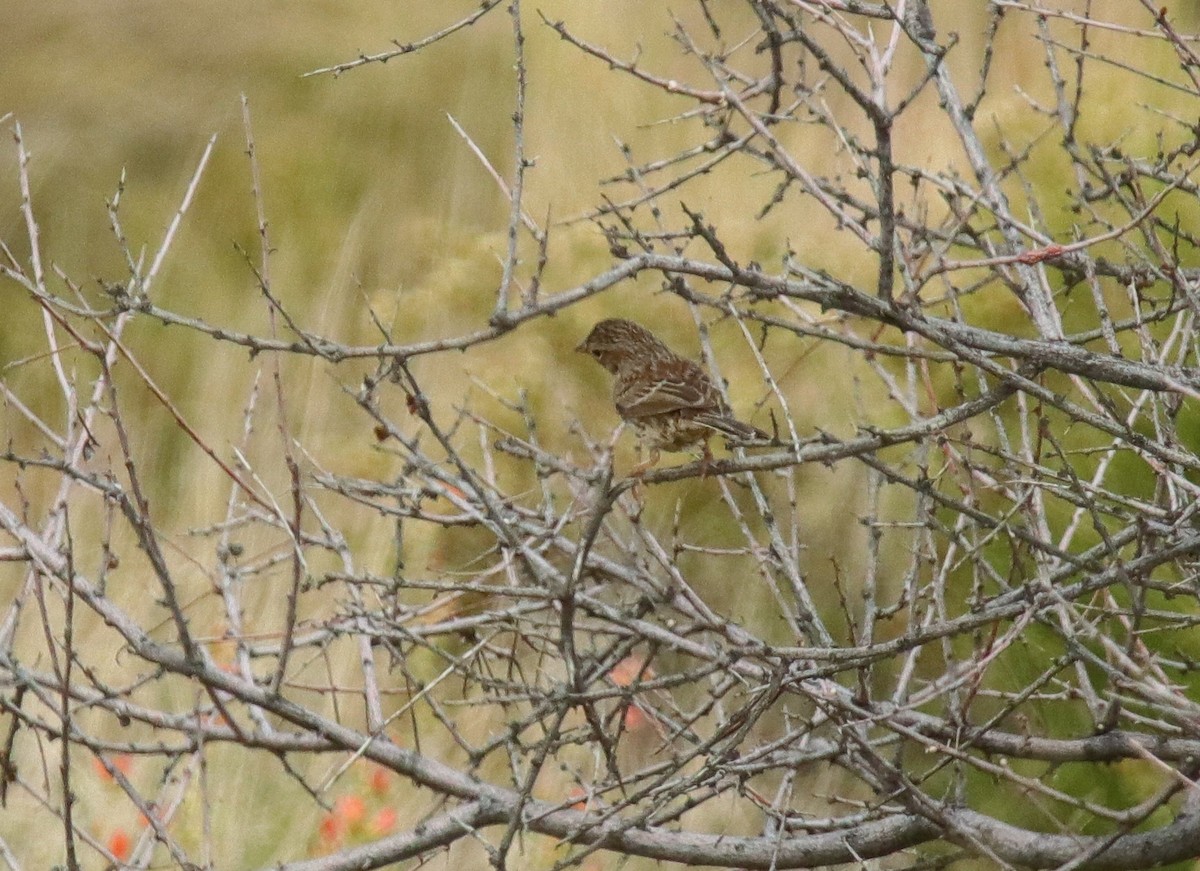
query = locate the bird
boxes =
[576,318,768,475]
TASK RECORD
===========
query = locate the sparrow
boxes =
[577,318,767,474]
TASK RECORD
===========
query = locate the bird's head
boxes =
[576,318,661,374]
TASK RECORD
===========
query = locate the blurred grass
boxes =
[2,2,1198,868]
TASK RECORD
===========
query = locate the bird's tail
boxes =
[694,413,769,443]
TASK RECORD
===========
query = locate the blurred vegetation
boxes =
[4,2,1200,868]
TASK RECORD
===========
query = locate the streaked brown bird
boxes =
[576,318,768,474]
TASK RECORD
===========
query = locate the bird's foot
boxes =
[629,449,660,479]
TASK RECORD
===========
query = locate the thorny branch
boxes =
[4,3,1200,869]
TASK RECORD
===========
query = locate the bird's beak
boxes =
[574,340,586,354]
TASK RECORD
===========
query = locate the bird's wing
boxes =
[614,358,721,419]
[692,411,768,441]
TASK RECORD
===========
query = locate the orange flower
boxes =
[370,806,398,835]
[623,705,652,731]
[318,813,343,847]
[368,765,392,796]
[609,656,653,688]
[566,787,589,811]
[91,753,134,782]
[107,828,132,861]
[334,794,367,827]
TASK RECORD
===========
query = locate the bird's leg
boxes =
[627,479,646,517]
[627,447,659,507]
[629,447,661,479]
[698,440,714,479]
